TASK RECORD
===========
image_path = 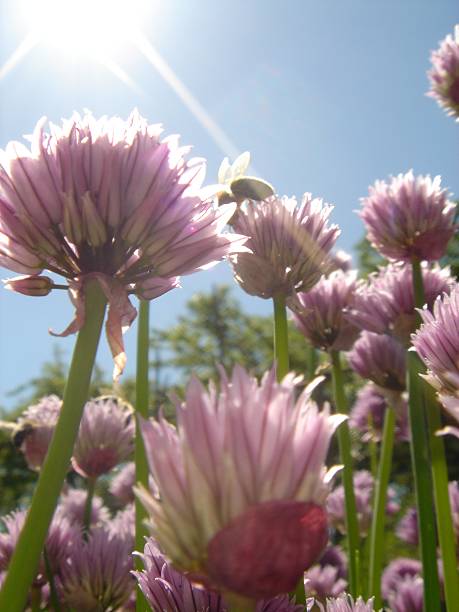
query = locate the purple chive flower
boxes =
[109,461,136,505]
[137,366,345,601]
[13,395,61,470]
[327,470,399,536]
[230,194,340,299]
[397,482,459,549]
[304,565,347,600]
[107,504,135,547]
[0,111,247,378]
[412,284,459,434]
[345,262,454,345]
[347,332,406,392]
[135,539,303,612]
[381,558,423,611]
[428,27,459,119]
[349,383,407,442]
[359,171,456,262]
[288,270,360,352]
[60,527,134,610]
[0,510,79,583]
[55,488,109,527]
[72,396,134,479]
[318,546,347,580]
[315,594,375,611]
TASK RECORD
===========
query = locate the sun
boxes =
[19,0,152,59]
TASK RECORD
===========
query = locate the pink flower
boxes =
[411,284,459,436]
[288,270,360,352]
[381,558,424,612]
[60,527,134,610]
[315,595,375,611]
[0,111,247,377]
[109,462,135,505]
[359,171,456,262]
[345,262,454,346]
[55,488,109,527]
[137,366,345,600]
[14,395,61,470]
[230,195,340,299]
[72,396,134,478]
[428,27,459,119]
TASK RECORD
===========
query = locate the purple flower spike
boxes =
[412,284,459,431]
[345,262,454,345]
[359,170,456,262]
[14,395,62,470]
[110,461,136,505]
[230,194,340,299]
[349,383,409,442]
[137,365,345,601]
[382,558,423,612]
[428,27,459,119]
[0,111,247,378]
[315,594,375,611]
[60,527,134,610]
[55,488,109,527]
[72,396,134,478]
[327,470,399,536]
[348,331,406,392]
[288,270,360,352]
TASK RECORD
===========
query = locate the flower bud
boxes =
[4,275,53,297]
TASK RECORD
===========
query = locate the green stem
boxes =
[30,587,41,612]
[83,477,96,533]
[425,380,459,610]
[367,413,378,479]
[330,350,360,597]
[0,280,107,612]
[408,258,441,611]
[368,407,395,608]
[273,295,289,381]
[43,546,61,612]
[306,342,318,380]
[135,299,150,612]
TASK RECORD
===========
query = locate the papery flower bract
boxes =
[230,195,340,299]
[137,365,345,601]
[327,470,399,535]
[316,594,375,611]
[349,383,409,442]
[288,270,360,352]
[381,558,423,612]
[72,396,134,478]
[347,332,406,392]
[359,171,456,262]
[60,527,134,611]
[55,488,109,527]
[0,510,79,584]
[428,27,459,119]
[0,111,247,377]
[345,262,454,345]
[13,395,61,470]
[109,461,136,505]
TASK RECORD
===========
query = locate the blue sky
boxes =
[0,0,457,409]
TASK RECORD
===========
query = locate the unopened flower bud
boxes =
[4,275,53,297]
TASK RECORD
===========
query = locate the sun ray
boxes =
[133,32,241,159]
[0,33,38,80]
[97,56,145,96]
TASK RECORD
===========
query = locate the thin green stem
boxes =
[425,380,459,610]
[135,299,150,612]
[30,587,41,612]
[306,342,318,380]
[43,547,61,612]
[408,258,442,611]
[330,350,360,597]
[272,295,289,381]
[368,407,395,608]
[83,477,96,533]
[367,413,378,479]
[0,280,107,612]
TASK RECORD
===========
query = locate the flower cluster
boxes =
[428,27,459,119]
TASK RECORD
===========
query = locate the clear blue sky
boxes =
[0,0,457,409]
